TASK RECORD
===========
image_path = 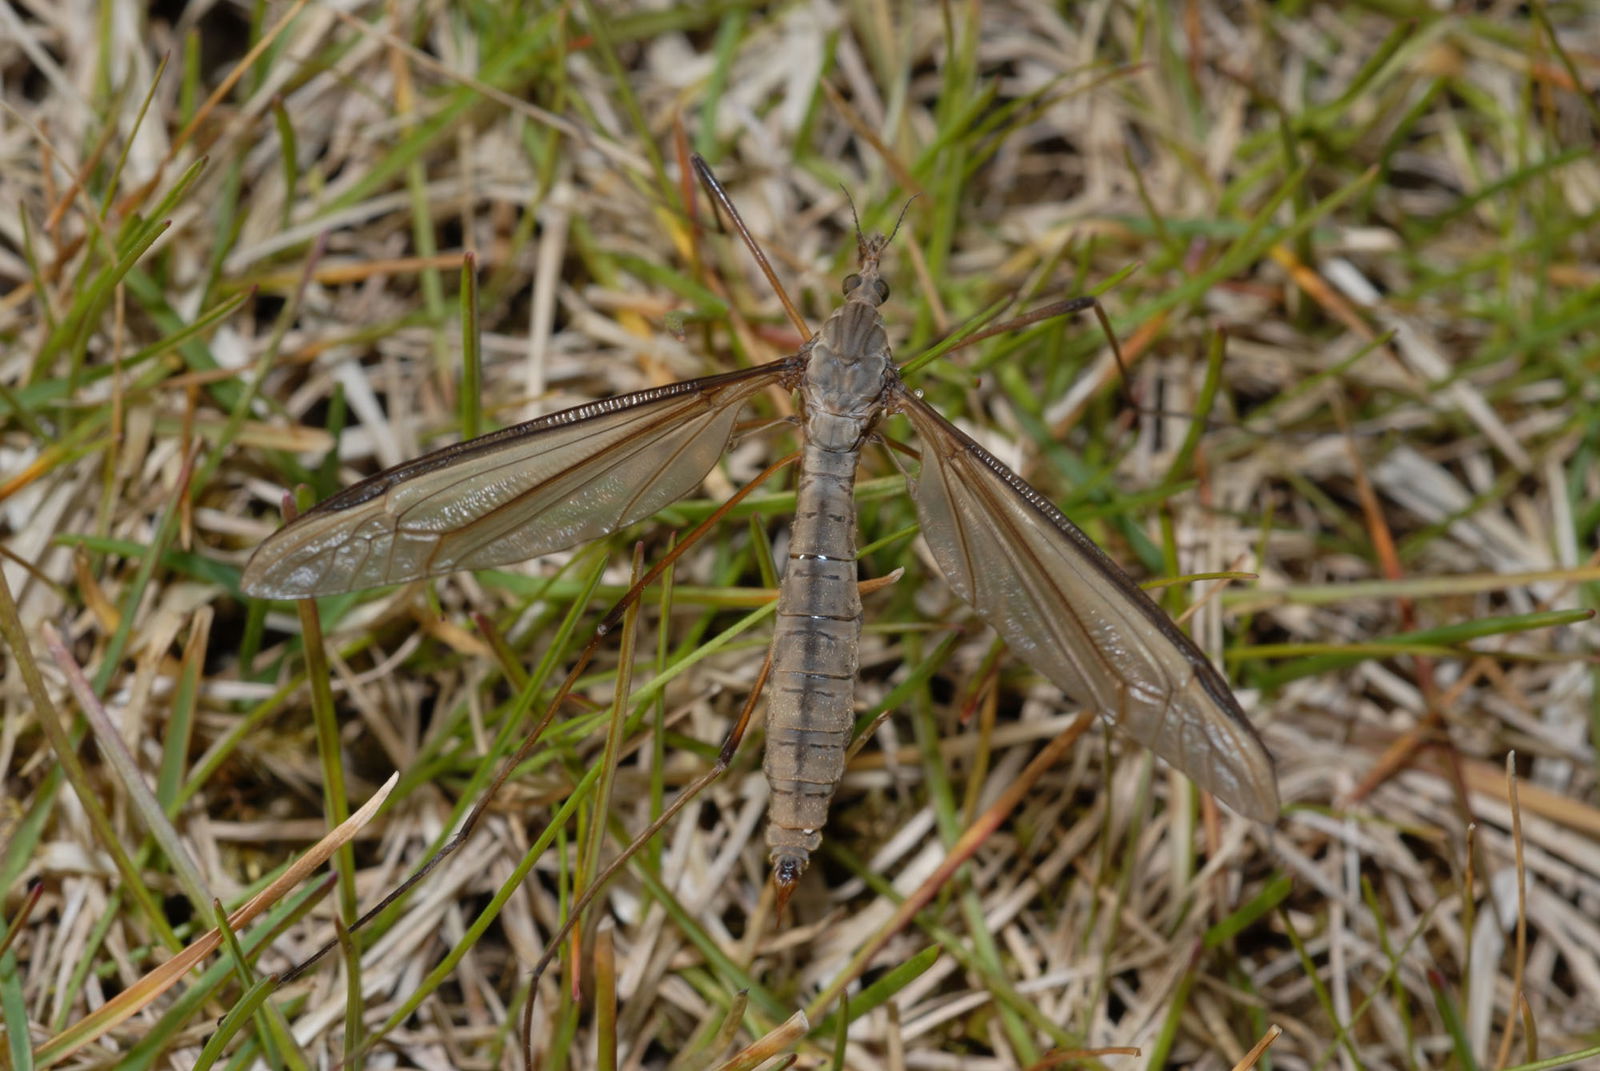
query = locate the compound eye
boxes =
[842,273,862,294]
[871,278,890,303]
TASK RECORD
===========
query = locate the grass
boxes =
[2,1,1598,1068]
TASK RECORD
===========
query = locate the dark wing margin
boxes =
[896,389,1278,821]
[241,359,797,598]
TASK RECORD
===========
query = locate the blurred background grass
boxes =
[2,1,1597,1068]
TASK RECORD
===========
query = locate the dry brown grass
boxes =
[2,2,1598,1069]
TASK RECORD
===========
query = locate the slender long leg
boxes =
[904,294,1130,385]
[514,564,902,1060]
[276,451,800,986]
[894,291,1163,461]
[805,712,1097,1020]
[689,153,812,342]
[519,649,774,1066]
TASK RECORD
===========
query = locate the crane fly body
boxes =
[242,169,1278,901]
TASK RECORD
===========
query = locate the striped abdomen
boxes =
[765,440,863,886]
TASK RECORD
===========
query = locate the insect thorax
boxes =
[802,302,894,450]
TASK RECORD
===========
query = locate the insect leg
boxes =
[277,455,800,986]
[688,152,812,342]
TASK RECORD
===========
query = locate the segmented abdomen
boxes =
[765,441,862,884]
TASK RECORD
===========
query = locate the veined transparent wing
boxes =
[241,359,797,598]
[897,390,1278,821]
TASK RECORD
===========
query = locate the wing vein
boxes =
[242,361,793,596]
[897,389,1278,820]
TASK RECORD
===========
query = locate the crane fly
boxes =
[242,156,1279,904]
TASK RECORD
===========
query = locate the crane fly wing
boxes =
[896,390,1278,821]
[242,360,796,598]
